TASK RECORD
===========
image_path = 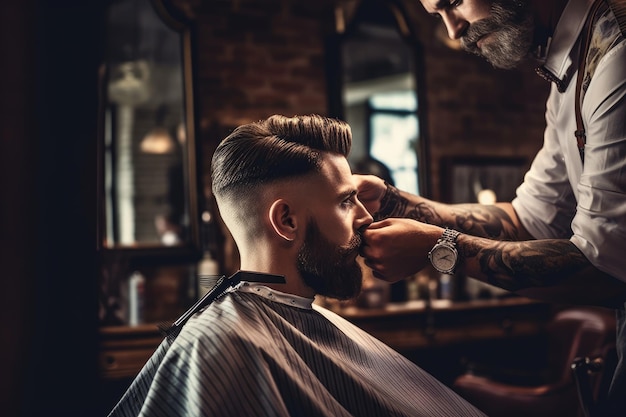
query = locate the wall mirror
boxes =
[328,0,430,196]
[99,0,199,258]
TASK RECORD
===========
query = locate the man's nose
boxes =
[442,11,468,40]
[355,199,374,230]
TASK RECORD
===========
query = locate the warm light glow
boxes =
[477,189,497,205]
[140,127,175,154]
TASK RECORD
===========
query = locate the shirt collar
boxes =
[535,0,596,92]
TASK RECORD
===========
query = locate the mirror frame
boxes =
[325,0,432,198]
[97,0,201,264]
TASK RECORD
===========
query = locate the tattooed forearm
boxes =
[375,184,518,240]
[406,202,444,225]
[374,183,408,220]
[373,183,446,223]
[406,199,518,241]
[451,204,519,240]
[461,239,589,291]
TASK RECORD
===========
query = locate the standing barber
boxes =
[357,0,626,414]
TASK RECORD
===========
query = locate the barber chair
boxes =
[452,307,617,417]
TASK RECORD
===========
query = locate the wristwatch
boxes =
[428,228,461,274]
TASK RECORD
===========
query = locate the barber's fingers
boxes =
[360,218,433,281]
[361,255,386,281]
[360,227,393,280]
[354,174,386,214]
[361,218,404,249]
[359,220,392,258]
[360,220,403,281]
[354,174,385,197]
[363,254,412,283]
[363,219,390,230]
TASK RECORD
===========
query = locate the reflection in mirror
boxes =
[334,0,429,196]
[103,0,195,248]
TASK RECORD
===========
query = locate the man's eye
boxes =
[431,0,461,19]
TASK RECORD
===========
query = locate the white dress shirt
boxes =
[513,0,626,282]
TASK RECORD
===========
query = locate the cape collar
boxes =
[236,281,315,310]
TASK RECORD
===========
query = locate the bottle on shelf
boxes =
[197,209,221,299]
[127,271,145,326]
[197,249,220,299]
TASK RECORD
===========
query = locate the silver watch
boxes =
[428,228,461,274]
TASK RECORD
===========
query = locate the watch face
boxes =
[431,245,457,272]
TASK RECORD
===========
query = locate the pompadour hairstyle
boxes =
[211,114,352,200]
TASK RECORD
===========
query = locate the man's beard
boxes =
[461,0,534,69]
[297,220,363,300]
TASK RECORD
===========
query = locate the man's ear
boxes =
[268,199,297,242]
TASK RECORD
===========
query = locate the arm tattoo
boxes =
[374,183,408,221]
[406,202,444,225]
[451,205,519,240]
[376,184,518,240]
[375,184,591,291]
[461,239,589,290]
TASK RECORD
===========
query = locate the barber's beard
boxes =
[297,221,363,300]
[461,0,534,69]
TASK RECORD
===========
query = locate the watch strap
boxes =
[430,228,461,275]
[440,228,460,244]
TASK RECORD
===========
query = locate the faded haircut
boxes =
[211,114,352,202]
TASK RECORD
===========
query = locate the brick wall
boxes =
[185,0,550,201]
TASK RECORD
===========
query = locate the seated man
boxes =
[108,115,485,417]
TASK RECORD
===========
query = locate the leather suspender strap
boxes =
[607,0,626,36]
[574,0,605,165]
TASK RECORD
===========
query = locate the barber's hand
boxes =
[353,174,387,216]
[360,218,440,282]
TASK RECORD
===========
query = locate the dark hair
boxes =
[211,115,352,200]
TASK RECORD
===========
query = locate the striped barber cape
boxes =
[109,281,486,417]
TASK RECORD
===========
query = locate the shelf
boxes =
[336,297,551,351]
[99,324,164,380]
[98,297,551,380]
